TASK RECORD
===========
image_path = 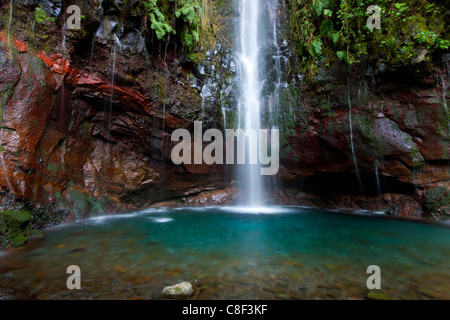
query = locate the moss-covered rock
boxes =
[423,187,450,220]
[0,210,38,248]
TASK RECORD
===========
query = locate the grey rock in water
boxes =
[385,206,400,216]
[162,281,196,299]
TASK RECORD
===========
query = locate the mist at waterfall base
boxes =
[1,207,449,300]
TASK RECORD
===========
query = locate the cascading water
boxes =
[238,0,263,207]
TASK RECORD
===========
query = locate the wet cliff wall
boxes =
[0,0,448,228]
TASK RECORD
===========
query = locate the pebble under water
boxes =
[1,207,449,300]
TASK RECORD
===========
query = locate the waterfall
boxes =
[238,0,263,206]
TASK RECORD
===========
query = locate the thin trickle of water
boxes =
[89,37,95,68]
[348,78,363,194]
[441,75,448,115]
[219,85,227,131]
[160,104,167,200]
[267,0,282,130]
[238,0,263,206]
[7,0,13,57]
[61,9,67,57]
[108,44,116,136]
[62,33,66,55]
[103,40,117,163]
[357,80,368,100]
[374,159,381,196]
[201,92,206,117]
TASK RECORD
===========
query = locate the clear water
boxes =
[1,207,449,300]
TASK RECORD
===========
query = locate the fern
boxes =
[143,0,175,39]
[312,38,322,57]
[319,20,333,38]
[175,0,201,51]
[142,0,201,51]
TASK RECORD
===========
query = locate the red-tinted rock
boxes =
[166,114,192,129]
[0,45,56,200]
[0,32,27,53]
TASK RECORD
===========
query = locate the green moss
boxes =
[358,111,381,155]
[141,0,201,52]
[47,162,58,173]
[0,210,33,248]
[0,221,6,234]
[34,7,55,24]
[65,186,109,219]
[287,0,449,81]
[0,210,31,228]
[9,231,28,247]
[424,187,450,220]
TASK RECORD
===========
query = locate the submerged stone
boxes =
[385,206,400,216]
[162,281,196,299]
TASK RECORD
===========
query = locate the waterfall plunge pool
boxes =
[0,207,449,300]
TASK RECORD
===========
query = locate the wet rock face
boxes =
[279,65,449,207]
[0,37,228,221]
[185,188,239,206]
[0,0,448,222]
[423,187,450,220]
[0,40,57,201]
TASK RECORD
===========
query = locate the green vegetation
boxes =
[175,0,201,51]
[143,0,175,39]
[34,7,55,24]
[423,187,450,220]
[0,210,43,247]
[288,0,449,79]
[56,182,111,220]
[68,188,106,219]
[270,84,308,159]
[141,0,202,51]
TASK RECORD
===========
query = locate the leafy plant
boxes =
[143,0,175,39]
[141,0,202,51]
[34,7,55,24]
[175,0,202,51]
[287,0,449,80]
